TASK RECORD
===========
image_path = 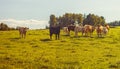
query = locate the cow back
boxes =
[68,25,75,31]
[49,26,60,34]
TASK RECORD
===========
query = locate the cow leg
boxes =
[23,34,26,39]
[24,32,26,38]
[82,32,83,36]
[58,34,60,40]
[97,32,99,37]
[67,31,69,35]
[50,34,52,39]
[20,34,21,38]
[99,32,102,37]
[55,34,57,40]
[99,33,101,37]
[75,31,78,37]
[19,32,22,38]
[21,34,23,38]
[100,33,102,37]
[85,32,87,36]
[97,31,100,37]
[90,31,92,37]
[90,32,91,37]
[68,31,70,35]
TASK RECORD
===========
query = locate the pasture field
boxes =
[0,27,120,69]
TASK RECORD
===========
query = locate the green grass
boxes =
[0,27,120,69]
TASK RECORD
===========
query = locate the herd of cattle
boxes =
[50,24,110,40]
[17,24,109,39]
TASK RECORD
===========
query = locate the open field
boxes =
[0,27,120,69]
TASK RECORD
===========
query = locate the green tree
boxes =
[83,14,106,26]
[0,23,9,31]
[49,14,57,27]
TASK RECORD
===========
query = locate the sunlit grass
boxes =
[0,27,120,69]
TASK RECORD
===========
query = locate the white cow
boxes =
[63,27,69,35]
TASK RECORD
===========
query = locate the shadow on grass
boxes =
[70,36,81,38]
[28,33,40,35]
[9,37,21,41]
[108,61,120,69]
[61,34,70,36]
[70,36,95,38]
[40,38,51,42]
[109,64,118,69]
[94,37,105,39]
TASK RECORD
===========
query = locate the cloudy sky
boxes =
[0,0,120,29]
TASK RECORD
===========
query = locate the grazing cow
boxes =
[102,24,110,36]
[96,25,104,37]
[74,25,85,37]
[103,27,108,35]
[67,25,76,35]
[18,27,29,38]
[84,25,95,37]
[63,27,69,35]
[105,24,110,31]
[49,25,60,40]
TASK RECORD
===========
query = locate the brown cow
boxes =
[18,27,29,38]
[105,24,110,31]
[96,25,103,37]
[103,27,108,35]
[102,24,110,36]
[84,25,95,37]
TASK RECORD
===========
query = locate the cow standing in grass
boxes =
[74,25,85,37]
[63,27,69,35]
[96,25,104,37]
[83,25,95,37]
[103,24,110,36]
[49,25,60,40]
[105,24,110,31]
[96,24,110,37]
[67,25,76,35]
[18,27,28,38]
[103,27,108,35]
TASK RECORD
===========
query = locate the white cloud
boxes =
[0,19,49,29]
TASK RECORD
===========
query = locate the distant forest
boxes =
[49,13,106,28]
[49,13,120,28]
[0,23,15,31]
[108,21,120,26]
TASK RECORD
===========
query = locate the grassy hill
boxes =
[0,27,120,69]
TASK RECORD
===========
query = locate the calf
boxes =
[18,27,28,38]
[49,26,60,40]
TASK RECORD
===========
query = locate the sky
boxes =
[0,0,120,29]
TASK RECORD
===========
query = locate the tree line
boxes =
[108,21,120,26]
[49,13,106,28]
[0,23,15,31]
